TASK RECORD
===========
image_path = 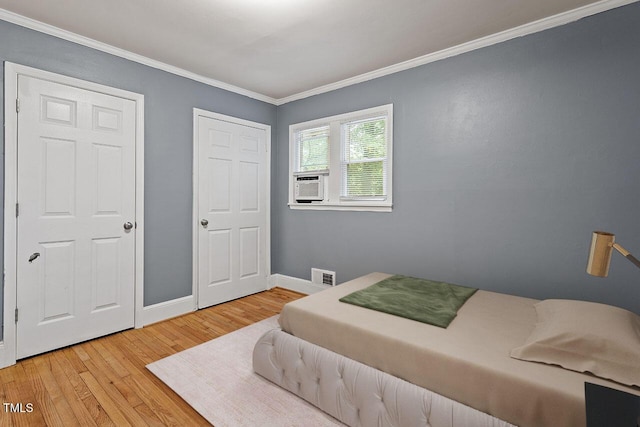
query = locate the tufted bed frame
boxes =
[252,272,640,427]
[253,327,514,426]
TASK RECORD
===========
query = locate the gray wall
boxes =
[273,2,640,314]
[0,20,277,339]
[2,1,640,346]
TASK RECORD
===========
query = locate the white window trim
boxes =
[288,104,393,212]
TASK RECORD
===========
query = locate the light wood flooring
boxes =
[0,287,304,427]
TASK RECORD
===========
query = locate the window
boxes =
[289,104,393,212]
[341,116,388,200]
[296,125,329,173]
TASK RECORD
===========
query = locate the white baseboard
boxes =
[141,295,196,327]
[269,274,331,295]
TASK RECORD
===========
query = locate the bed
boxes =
[253,272,640,426]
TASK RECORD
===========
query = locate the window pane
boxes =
[346,161,384,197]
[344,118,386,162]
[297,126,329,172]
[342,116,387,198]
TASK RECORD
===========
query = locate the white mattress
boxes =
[278,272,640,427]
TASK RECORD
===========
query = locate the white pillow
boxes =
[510,299,640,387]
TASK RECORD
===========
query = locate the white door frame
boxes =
[1,62,145,368]
[192,108,271,306]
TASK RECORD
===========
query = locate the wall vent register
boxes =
[312,268,336,286]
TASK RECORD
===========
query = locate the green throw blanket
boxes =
[339,275,477,328]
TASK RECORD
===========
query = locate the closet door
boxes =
[196,114,268,308]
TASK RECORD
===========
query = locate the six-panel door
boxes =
[197,116,268,308]
[16,75,137,359]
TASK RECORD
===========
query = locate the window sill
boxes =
[288,202,392,213]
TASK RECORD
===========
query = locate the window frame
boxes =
[288,104,393,212]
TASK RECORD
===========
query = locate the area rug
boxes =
[147,316,344,427]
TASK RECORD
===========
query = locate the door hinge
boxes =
[15,308,18,323]
[15,202,19,217]
[16,98,20,113]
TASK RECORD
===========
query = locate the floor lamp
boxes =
[585,231,640,427]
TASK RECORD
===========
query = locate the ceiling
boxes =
[0,0,632,103]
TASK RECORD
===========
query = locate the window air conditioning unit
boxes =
[295,174,324,202]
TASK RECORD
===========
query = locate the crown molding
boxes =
[275,0,638,105]
[0,8,278,105]
[2,0,637,107]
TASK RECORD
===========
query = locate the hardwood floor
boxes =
[0,287,304,427]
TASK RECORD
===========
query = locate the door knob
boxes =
[28,252,40,263]
[124,222,134,231]
[201,219,209,227]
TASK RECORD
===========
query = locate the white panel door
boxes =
[16,75,136,359]
[197,116,268,308]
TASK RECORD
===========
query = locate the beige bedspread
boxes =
[278,272,640,427]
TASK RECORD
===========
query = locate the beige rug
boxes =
[147,316,344,427]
